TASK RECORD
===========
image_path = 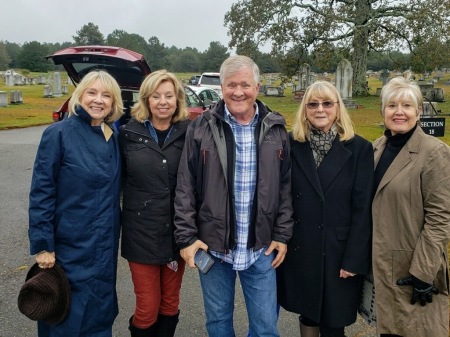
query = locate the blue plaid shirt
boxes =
[211,104,263,271]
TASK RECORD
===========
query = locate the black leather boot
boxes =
[128,316,158,337]
[156,311,179,337]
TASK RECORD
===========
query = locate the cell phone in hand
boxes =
[194,249,214,274]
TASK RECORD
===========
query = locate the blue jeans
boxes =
[198,249,279,337]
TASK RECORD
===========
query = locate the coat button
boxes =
[162,159,167,163]
[318,224,323,229]
[166,223,170,227]
[139,138,142,141]
[296,193,301,198]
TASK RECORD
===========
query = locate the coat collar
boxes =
[374,126,423,194]
[291,135,352,195]
[123,118,189,149]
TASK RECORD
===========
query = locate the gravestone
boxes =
[53,72,62,96]
[10,90,23,104]
[5,74,14,87]
[264,86,284,97]
[422,102,439,116]
[14,74,23,85]
[44,85,53,98]
[429,88,445,102]
[380,69,390,86]
[37,76,46,85]
[0,91,7,107]
[299,63,311,90]
[335,59,352,99]
[335,59,356,108]
[419,83,434,99]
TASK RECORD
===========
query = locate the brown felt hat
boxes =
[18,263,71,325]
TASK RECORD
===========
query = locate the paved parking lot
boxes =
[0,126,377,337]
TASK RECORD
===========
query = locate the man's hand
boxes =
[265,241,287,268]
[180,240,208,268]
[396,275,439,306]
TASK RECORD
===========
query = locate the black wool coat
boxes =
[277,133,373,327]
[119,118,190,265]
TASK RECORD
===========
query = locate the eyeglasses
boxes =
[305,101,338,109]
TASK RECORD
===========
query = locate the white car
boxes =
[189,86,221,106]
[198,72,222,98]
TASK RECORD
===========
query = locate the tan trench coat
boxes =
[372,127,450,337]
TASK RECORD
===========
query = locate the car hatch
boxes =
[46,45,151,90]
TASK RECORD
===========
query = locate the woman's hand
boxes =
[35,251,56,269]
[340,269,355,279]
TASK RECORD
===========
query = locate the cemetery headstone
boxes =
[5,74,14,87]
[335,59,356,108]
[335,59,352,99]
[44,85,53,98]
[53,72,62,97]
[380,69,390,86]
[299,63,311,90]
[10,90,23,104]
[0,91,7,107]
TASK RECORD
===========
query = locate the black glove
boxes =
[396,275,439,306]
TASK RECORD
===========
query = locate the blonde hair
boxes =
[132,70,188,123]
[292,81,355,142]
[68,70,123,124]
[380,77,422,116]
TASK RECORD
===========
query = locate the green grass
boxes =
[1,71,450,145]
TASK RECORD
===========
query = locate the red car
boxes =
[47,45,207,123]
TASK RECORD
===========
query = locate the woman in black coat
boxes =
[119,70,190,337]
[277,81,373,337]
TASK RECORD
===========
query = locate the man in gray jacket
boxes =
[174,55,293,337]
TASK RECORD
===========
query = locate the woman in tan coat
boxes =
[372,77,450,337]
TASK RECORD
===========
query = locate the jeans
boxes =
[199,249,279,337]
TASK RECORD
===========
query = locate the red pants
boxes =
[129,260,186,328]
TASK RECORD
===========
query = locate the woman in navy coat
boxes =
[277,81,373,337]
[28,70,123,336]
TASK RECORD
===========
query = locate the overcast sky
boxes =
[1,0,248,52]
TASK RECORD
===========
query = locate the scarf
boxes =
[308,123,337,167]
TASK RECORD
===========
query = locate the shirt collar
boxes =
[224,103,259,126]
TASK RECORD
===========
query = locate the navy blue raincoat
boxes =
[28,107,121,336]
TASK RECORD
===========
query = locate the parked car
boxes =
[184,85,209,120]
[188,85,221,106]
[198,72,222,98]
[188,74,201,85]
[47,45,207,123]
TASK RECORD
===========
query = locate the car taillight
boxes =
[52,111,61,122]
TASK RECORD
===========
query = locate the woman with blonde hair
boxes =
[119,70,189,337]
[277,81,373,337]
[29,70,123,336]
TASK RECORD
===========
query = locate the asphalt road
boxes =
[0,125,376,337]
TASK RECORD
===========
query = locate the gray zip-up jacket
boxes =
[174,100,293,253]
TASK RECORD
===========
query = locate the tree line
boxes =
[0,22,275,75]
[1,7,449,96]
[225,0,450,96]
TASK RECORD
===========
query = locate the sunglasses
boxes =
[305,101,338,109]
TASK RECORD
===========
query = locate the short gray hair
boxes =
[380,77,422,116]
[219,55,260,84]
